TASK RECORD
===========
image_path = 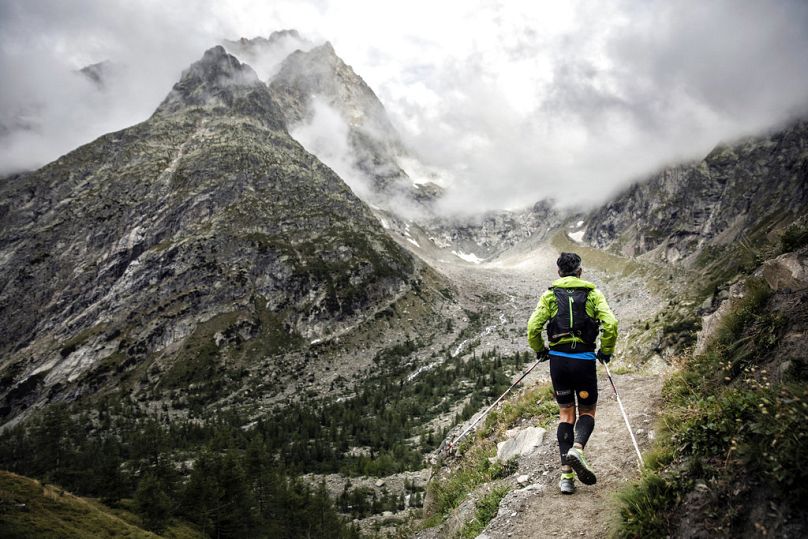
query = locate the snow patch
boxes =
[576,220,584,227]
[406,237,420,248]
[452,250,485,264]
[568,230,585,243]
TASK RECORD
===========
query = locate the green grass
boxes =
[0,470,203,539]
[480,383,556,437]
[612,276,808,537]
[459,485,510,538]
[613,471,679,538]
[551,229,645,278]
[422,382,555,531]
[781,221,808,253]
[608,365,636,375]
[423,443,513,528]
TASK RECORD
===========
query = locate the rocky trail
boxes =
[413,233,672,538]
[479,372,663,538]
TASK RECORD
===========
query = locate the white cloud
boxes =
[289,97,373,200]
[2,0,807,213]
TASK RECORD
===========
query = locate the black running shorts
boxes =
[549,355,598,408]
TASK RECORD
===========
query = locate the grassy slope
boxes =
[613,271,808,537]
[0,471,201,539]
[418,383,556,537]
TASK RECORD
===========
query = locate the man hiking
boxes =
[527,252,618,494]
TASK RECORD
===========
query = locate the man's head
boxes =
[557,252,582,277]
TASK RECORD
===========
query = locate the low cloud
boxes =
[290,97,374,201]
[2,0,807,213]
[223,30,315,81]
[0,0,229,174]
[366,0,808,212]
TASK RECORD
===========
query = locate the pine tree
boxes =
[135,472,172,533]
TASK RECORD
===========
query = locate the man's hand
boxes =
[536,348,550,362]
[596,350,611,364]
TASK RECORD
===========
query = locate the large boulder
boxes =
[496,426,546,463]
[760,251,808,291]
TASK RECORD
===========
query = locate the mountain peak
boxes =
[222,30,315,81]
[271,42,382,125]
[314,41,336,55]
[154,45,263,116]
[77,60,118,88]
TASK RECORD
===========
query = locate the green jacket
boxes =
[527,276,618,355]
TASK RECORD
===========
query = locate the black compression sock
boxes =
[574,415,595,448]
[557,422,574,465]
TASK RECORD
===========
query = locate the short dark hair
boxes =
[557,252,582,276]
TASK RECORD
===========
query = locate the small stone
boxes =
[511,511,518,517]
[519,483,544,493]
[375,479,385,488]
[517,474,530,484]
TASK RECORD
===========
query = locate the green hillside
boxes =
[0,470,201,539]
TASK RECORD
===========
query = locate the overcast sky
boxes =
[2,0,808,211]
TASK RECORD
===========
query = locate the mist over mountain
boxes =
[585,120,808,264]
[4,1,808,213]
[223,29,316,80]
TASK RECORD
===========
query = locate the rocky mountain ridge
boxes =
[377,199,567,266]
[0,45,434,424]
[584,119,808,264]
[268,40,439,213]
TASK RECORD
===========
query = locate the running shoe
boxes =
[559,472,576,494]
[566,447,597,485]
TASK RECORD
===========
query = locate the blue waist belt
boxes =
[549,350,597,360]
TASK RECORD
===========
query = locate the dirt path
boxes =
[480,372,664,538]
[411,235,672,539]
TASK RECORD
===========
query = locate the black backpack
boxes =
[546,287,600,348]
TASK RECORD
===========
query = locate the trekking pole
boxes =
[445,357,544,453]
[602,360,645,469]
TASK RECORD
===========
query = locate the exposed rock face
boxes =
[584,120,808,263]
[77,60,120,89]
[760,251,808,291]
[413,200,565,261]
[0,46,417,421]
[270,42,402,150]
[269,42,436,211]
